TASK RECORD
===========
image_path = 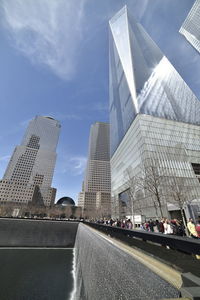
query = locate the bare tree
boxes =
[167,176,199,235]
[122,169,140,227]
[111,195,120,220]
[137,160,164,218]
[96,205,111,219]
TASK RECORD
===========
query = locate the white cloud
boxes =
[57,155,87,176]
[76,101,108,113]
[0,155,11,162]
[1,0,87,80]
[20,118,32,127]
[47,112,82,121]
[69,156,87,175]
[91,102,108,111]
[127,0,149,20]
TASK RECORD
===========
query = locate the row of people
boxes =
[142,218,185,236]
[96,217,200,238]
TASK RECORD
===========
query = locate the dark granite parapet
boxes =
[0,218,79,247]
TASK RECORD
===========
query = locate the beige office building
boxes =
[78,122,111,217]
[0,116,60,206]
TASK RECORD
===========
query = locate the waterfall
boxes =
[69,248,76,300]
[71,223,179,300]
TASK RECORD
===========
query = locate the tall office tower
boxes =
[0,116,60,206]
[109,6,200,220]
[179,0,200,53]
[78,122,111,217]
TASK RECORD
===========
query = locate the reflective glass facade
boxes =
[111,114,200,219]
[109,6,200,156]
[179,0,200,53]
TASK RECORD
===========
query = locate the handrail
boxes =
[84,222,200,255]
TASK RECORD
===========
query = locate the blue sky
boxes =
[0,0,199,203]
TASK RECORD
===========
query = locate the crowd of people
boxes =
[96,217,200,238]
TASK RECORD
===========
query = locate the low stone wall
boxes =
[0,218,79,247]
[74,223,180,300]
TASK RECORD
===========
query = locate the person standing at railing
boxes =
[153,220,159,233]
[163,219,173,235]
[127,219,133,230]
[149,219,154,232]
[195,220,200,238]
[110,219,114,226]
[158,219,165,233]
[143,221,149,231]
[187,218,198,239]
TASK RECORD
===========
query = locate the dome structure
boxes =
[56,197,75,206]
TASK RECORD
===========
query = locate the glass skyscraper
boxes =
[0,116,60,206]
[109,6,200,156]
[179,0,200,53]
[109,7,200,220]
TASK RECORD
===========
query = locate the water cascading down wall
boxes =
[0,219,180,299]
[73,223,179,300]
